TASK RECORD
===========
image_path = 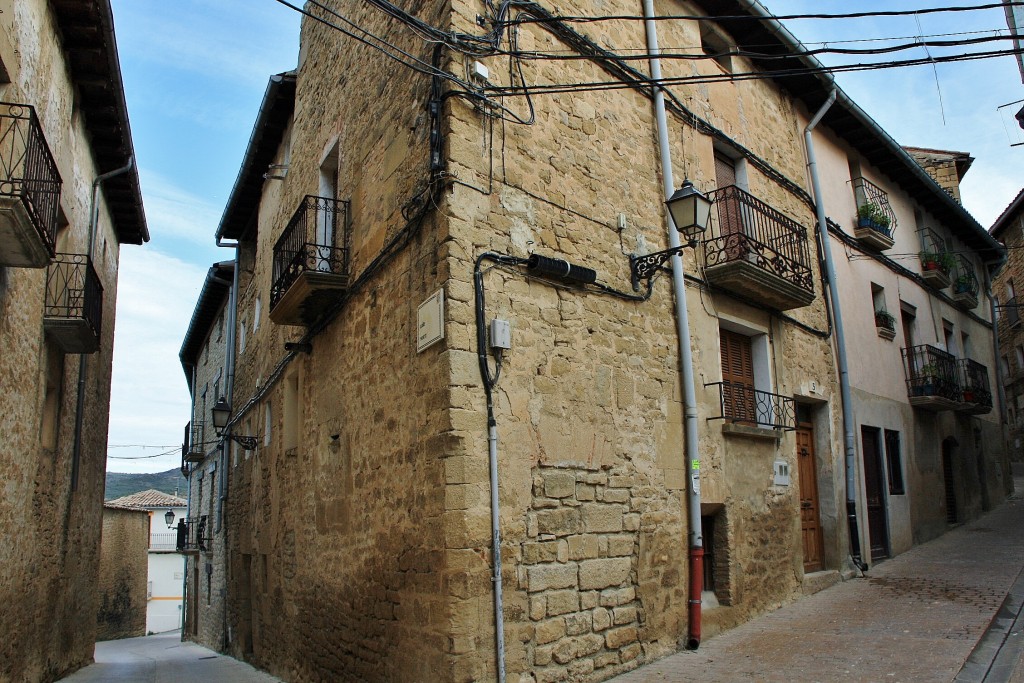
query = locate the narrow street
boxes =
[611,471,1024,683]
[58,632,281,683]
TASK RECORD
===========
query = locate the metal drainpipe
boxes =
[803,90,866,570]
[70,157,135,490]
[642,0,704,650]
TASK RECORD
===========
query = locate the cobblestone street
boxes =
[611,473,1024,683]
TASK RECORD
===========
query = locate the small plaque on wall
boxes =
[417,289,445,352]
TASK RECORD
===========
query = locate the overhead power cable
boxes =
[508,2,1024,26]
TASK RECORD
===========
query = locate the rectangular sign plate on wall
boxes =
[417,288,444,352]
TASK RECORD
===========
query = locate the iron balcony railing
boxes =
[703,185,814,295]
[959,358,992,408]
[44,253,103,334]
[0,102,61,253]
[952,254,979,299]
[271,195,350,310]
[902,344,961,402]
[705,381,797,430]
[1007,297,1021,328]
[852,176,897,238]
[181,420,207,468]
[150,533,178,551]
[175,516,210,553]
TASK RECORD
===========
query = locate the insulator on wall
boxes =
[526,254,597,285]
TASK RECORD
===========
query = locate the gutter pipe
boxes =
[643,0,703,650]
[803,90,866,569]
[70,157,135,490]
[219,244,240,651]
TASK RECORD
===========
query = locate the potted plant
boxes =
[938,251,957,275]
[857,202,892,235]
[874,310,895,331]
[954,275,974,294]
[919,250,941,271]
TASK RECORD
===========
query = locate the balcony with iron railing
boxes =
[1005,297,1021,329]
[958,358,992,415]
[902,344,961,411]
[43,253,103,353]
[270,195,351,326]
[951,254,979,310]
[852,176,897,251]
[703,186,814,311]
[150,533,179,552]
[0,102,61,267]
[174,516,210,553]
[181,420,207,469]
[705,381,797,431]
[917,228,954,289]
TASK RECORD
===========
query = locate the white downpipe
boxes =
[643,0,704,649]
[488,419,505,683]
[803,90,865,568]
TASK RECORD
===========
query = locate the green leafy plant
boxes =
[938,251,957,274]
[858,202,891,230]
[918,250,940,269]
[874,309,895,330]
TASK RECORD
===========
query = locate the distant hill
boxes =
[105,469,188,501]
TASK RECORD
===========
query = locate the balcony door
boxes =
[861,426,890,561]
[721,329,756,424]
[715,152,743,239]
[316,144,340,272]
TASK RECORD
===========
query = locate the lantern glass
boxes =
[211,396,231,432]
[164,509,175,528]
[666,179,712,242]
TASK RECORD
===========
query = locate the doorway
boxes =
[942,439,959,523]
[796,421,824,572]
[861,426,890,561]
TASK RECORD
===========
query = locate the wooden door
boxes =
[942,441,958,523]
[797,424,825,572]
[720,329,756,423]
[714,152,743,240]
[861,426,890,561]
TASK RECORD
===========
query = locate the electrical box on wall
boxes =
[417,289,445,352]
[490,319,511,349]
[773,460,791,486]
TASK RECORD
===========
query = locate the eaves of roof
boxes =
[693,0,1005,265]
[179,260,235,392]
[49,0,148,244]
[991,187,1024,239]
[216,71,297,241]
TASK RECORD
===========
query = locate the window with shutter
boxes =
[720,329,756,423]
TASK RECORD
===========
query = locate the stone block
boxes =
[527,563,578,592]
[543,470,576,498]
[546,590,579,616]
[613,606,638,625]
[536,618,567,645]
[534,645,553,666]
[605,625,639,649]
[581,591,599,609]
[552,638,576,664]
[602,489,630,504]
[582,504,623,533]
[567,535,599,560]
[595,651,620,669]
[607,535,635,557]
[537,667,570,683]
[620,643,642,662]
[575,484,595,501]
[579,558,632,590]
[599,587,635,606]
[530,596,546,621]
[523,541,561,565]
[576,633,605,657]
[623,513,641,531]
[565,612,591,635]
[536,507,581,536]
[593,606,611,631]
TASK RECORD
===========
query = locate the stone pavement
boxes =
[610,474,1024,683]
[58,631,282,683]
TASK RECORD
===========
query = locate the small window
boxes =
[239,318,247,353]
[1015,345,1023,370]
[1002,355,1011,379]
[264,402,272,447]
[884,430,905,495]
[217,313,224,342]
[254,298,261,332]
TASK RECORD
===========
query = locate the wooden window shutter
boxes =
[720,329,756,423]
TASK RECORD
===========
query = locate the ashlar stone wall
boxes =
[96,507,149,641]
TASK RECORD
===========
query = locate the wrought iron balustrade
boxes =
[43,253,103,352]
[852,176,897,237]
[270,195,350,310]
[951,254,979,303]
[703,185,813,295]
[705,381,796,430]
[902,344,961,403]
[0,102,61,254]
[181,420,207,467]
[150,533,178,551]
[175,516,210,553]
[959,358,992,409]
[1007,297,1021,328]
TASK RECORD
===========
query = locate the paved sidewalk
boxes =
[59,631,282,683]
[612,476,1024,683]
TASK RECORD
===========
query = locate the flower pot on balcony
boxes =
[962,390,975,403]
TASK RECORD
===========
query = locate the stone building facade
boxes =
[992,189,1024,462]
[187,1,1006,682]
[95,504,149,642]
[0,1,147,681]
[179,260,235,649]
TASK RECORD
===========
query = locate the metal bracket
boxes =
[227,435,258,451]
[629,243,695,291]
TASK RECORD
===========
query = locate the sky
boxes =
[104,1,1024,473]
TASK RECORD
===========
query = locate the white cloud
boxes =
[107,248,208,474]
[137,168,223,247]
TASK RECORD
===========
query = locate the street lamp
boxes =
[164,509,175,529]
[211,396,258,451]
[630,180,713,289]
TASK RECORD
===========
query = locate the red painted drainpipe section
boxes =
[688,546,703,649]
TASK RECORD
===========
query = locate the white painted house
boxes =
[105,490,187,633]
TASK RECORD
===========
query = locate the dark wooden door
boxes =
[797,424,825,572]
[861,426,889,561]
[943,441,958,523]
[720,329,756,423]
[714,152,743,241]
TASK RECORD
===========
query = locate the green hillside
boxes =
[104,468,188,501]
